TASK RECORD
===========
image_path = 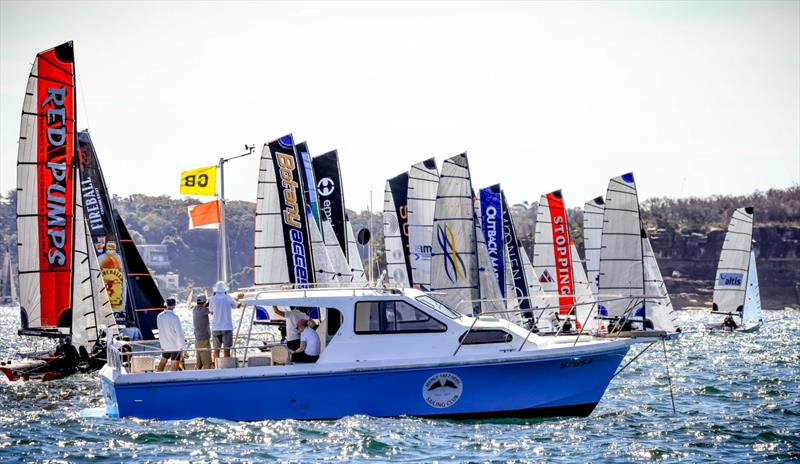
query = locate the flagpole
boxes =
[217,145,255,286]
[218,156,228,284]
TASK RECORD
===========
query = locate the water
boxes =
[0,308,797,463]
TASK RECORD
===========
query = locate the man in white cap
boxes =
[156,297,186,372]
[209,281,238,361]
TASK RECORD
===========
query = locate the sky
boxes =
[1,1,798,210]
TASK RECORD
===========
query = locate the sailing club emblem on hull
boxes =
[437,224,465,283]
[422,372,463,408]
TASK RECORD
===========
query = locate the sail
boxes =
[345,216,366,282]
[520,246,545,316]
[253,135,314,288]
[430,154,480,315]
[321,218,353,283]
[71,178,118,350]
[16,42,77,332]
[0,248,14,300]
[115,214,164,340]
[294,142,321,227]
[383,174,411,287]
[597,173,644,319]
[474,195,507,318]
[532,190,575,316]
[308,212,340,285]
[642,233,677,332]
[407,158,439,289]
[712,207,755,314]
[479,185,506,299]
[500,190,532,315]
[742,249,762,324]
[313,150,348,255]
[583,196,605,296]
[571,243,597,331]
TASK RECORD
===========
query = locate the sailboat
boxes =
[707,207,763,332]
[2,42,120,381]
[0,245,18,306]
[531,190,580,332]
[407,158,439,290]
[596,173,679,335]
[583,196,605,296]
[384,172,412,287]
[78,130,164,340]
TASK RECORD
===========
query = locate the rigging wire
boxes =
[662,339,677,414]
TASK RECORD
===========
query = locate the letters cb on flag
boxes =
[188,200,221,230]
[180,165,217,196]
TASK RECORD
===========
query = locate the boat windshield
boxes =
[416,296,460,319]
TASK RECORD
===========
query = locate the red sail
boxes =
[546,191,575,315]
[35,43,76,327]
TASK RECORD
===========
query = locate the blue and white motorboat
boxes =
[100,287,635,421]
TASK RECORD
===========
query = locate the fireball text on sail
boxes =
[42,86,69,266]
[80,179,104,231]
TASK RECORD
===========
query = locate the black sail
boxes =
[312,150,348,255]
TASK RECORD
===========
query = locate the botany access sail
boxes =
[384,173,412,287]
[532,190,575,318]
[712,208,759,318]
[430,154,480,315]
[407,158,439,289]
[597,173,644,321]
[253,134,315,288]
[583,196,605,296]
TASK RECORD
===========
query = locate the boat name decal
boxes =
[422,372,463,408]
[560,358,593,368]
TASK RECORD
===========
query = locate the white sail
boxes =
[383,179,410,287]
[345,217,366,283]
[308,213,340,286]
[407,158,439,289]
[520,246,546,313]
[712,207,755,315]
[253,143,291,287]
[597,173,644,319]
[502,243,523,324]
[430,154,480,315]
[742,249,762,325]
[571,243,597,332]
[322,218,354,283]
[72,183,117,350]
[583,196,605,296]
[474,197,507,319]
[642,233,677,332]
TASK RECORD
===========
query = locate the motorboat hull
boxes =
[101,346,630,421]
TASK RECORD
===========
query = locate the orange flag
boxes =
[188,200,221,230]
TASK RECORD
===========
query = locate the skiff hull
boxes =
[100,346,629,421]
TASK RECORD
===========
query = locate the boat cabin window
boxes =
[416,296,459,319]
[327,308,343,336]
[354,300,447,334]
[458,329,513,345]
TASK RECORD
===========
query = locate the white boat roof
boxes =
[243,286,432,308]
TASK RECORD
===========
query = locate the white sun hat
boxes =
[213,281,228,294]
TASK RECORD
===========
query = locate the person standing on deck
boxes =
[156,297,186,372]
[274,307,309,351]
[192,294,213,369]
[209,281,238,360]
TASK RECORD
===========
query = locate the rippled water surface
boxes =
[1,307,797,462]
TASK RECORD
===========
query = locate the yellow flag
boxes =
[180,165,217,196]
